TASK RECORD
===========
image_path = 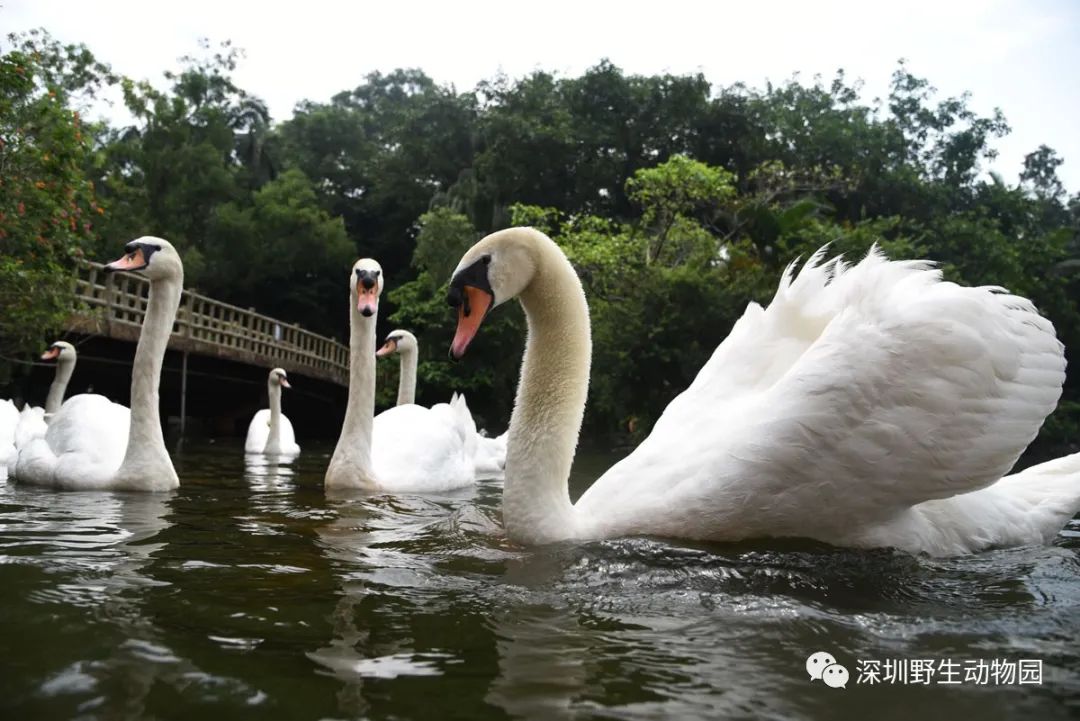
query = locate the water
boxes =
[1,441,1078,720]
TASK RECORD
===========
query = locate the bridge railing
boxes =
[71,261,350,385]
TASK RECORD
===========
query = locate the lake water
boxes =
[1,440,1078,720]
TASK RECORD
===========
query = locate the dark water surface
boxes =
[1,440,1078,720]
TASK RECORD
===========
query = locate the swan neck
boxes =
[397,346,417,406]
[45,355,76,416]
[504,245,591,544]
[266,377,282,454]
[117,273,182,488]
[326,299,377,487]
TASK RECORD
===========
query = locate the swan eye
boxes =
[481,255,491,265]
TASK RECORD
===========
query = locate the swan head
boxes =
[269,368,291,389]
[446,227,542,359]
[104,237,182,281]
[350,258,383,317]
[376,329,417,358]
[41,340,76,363]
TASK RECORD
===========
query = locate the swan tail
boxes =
[450,393,479,457]
[995,452,1080,542]
[858,453,1080,555]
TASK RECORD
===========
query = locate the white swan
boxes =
[244,368,301,456]
[12,237,182,491]
[376,329,421,407]
[446,227,1080,555]
[0,399,19,481]
[7,343,126,482]
[325,260,477,492]
[41,341,78,417]
[377,328,508,478]
[9,340,80,452]
[4,341,82,462]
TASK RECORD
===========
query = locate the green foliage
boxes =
[0,34,1076,448]
[386,209,522,426]
[626,154,735,264]
[410,206,479,281]
[0,30,113,379]
[202,169,353,336]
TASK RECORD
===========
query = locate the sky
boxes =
[4,0,1079,192]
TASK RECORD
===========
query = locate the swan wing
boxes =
[474,432,508,479]
[14,406,47,448]
[244,409,271,453]
[0,400,19,480]
[277,414,301,455]
[577,249,1066,546]
[372,404,475,491]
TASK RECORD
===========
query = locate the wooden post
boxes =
[183,292,196,337]
[180,351,189,436]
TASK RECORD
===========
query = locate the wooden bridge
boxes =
[69,261,350,388]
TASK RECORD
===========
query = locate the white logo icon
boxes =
[822,662,849,688]
[806,651,848,689]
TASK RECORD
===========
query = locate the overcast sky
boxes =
[5,0,1078,192]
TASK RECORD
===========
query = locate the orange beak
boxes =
[41,347,60,361]
[376,339,397,358]
[280,377,291,389]
[450,286,492,360]
[105,246,146,272]
[356,287,378,317]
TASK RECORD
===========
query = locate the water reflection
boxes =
[243,453,297,491]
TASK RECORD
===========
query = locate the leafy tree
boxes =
[386,208,521,426]
[201,169,353,337]
[0,30,113,380]
[94,40,267,282]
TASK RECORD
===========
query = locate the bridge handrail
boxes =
[71,261,349,385]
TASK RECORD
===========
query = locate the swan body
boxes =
[0,400,19,481]
[244,368,300,456]
[13,395,132,488]
[325,261,478,492]
[447,227,1080,555]
[6,342,115,479]
[12,237,182,491]
[372,393,478,491]
[13,405,47,449]
[376,328,506,481]
[474,431,508,479]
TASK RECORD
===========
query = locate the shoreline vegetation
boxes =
[2,30,1077,452]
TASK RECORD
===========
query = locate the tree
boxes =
[202,169,354,337]
[94,40,269,283]
[0,30,113,380]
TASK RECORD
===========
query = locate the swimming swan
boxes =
[12,238,182,491]
[325,260,476,492]
[6,341,82,464]
[377,328,507,478]
[244,368,301,456]
[446,227,1080,555]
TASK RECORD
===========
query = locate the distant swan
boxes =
[12,238,182,491]
[377,328,507,478]
[0,338,80,478]
[0,400,18,481]
[244,368,301,456]
[446,227,1080,555]
[11,340,84,452]
[325,261,476,492]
